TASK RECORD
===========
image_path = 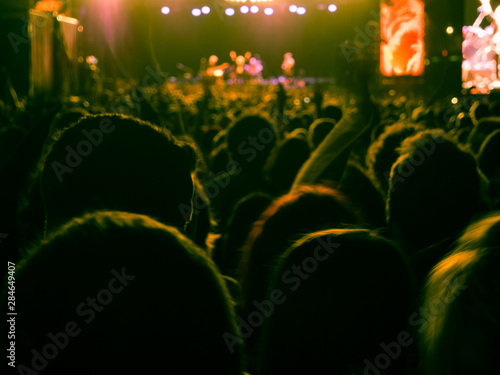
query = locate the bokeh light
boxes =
[289,5,297,13]
[241,5,249,13]
[297,7,306,15]
[328,4,337,12]
[225,8,235,16]
[446,26,454,34]
[250,5,259,13]
[192,8,201,16]
[161,6,170,15]
[264,7,273,15]
[202,6,210,14]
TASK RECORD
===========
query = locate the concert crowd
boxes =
[1,51,500,375]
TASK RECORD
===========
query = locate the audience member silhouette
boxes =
[40,114,197,231]
[419,212,500,375]
[8,211,243,375]
[258,229,413,375]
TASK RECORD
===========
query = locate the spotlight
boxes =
[241,5,249,13]
[264,7,273,15]
[297,6,306,15]
[202,6,210,14]
[161,6,170,14]
[289,5,297,13]
[250,5,259,13]
[192,8,201,16]
[225,8,235,16]
[328,4,337,12]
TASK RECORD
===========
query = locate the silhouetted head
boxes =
[240,185,360,308]
[323,104,343,122]
[477,129,500,180]
[467,117,500,154]
[265,135,311,192]
[225,114,277,172]
[258,229,413,375]
[469,101,490,126]
[366,122,425,196]
[41,114,197,231]
[308,118,336,149]
[387,129,480,254]
[420,212,500,375]
[8,211,242,375]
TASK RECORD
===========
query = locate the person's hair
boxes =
[258,229,413,375]
[469,101,490,126]
[467,116,500,154]
[387,129,480,254]
[366,122,425,196]
[265,135,310,192]
[240,184,360,307]
[477,129,500,180]
[41,114,197,230]
[225,114,277,171]
[212,192,273,278]
[7,211,242,375]
[419,212,500,375]
[238,185,360,371]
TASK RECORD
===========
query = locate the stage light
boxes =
[297,6,306,15]
[225,7,235,16]
[202,6,210,14]
[241,5,249,13]
[446,26,454,34]
[451,97,458,104]
[328,4,337,12]
[192,8,202,16]
[264,7,273,15]
[161,6,170,14]
[250,5,259,13]
[289,5,297,13]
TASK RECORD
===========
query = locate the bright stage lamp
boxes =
[328,4,337,12]
[241,5,249,13]
[289,5,297,13]
[161,6,170,14]
[202,6,211,14]
[264,7,273,15]
[250,5,259,13]
[225,8,235,16]
[297,6,306,15]
[192,8,202,16]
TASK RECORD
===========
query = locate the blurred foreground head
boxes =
[420,212,500,375]
[10,211,242,375]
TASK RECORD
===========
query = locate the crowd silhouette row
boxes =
[1,73,500,374]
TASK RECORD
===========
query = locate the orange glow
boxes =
[380,0,425,76]
[34,0,63,12]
